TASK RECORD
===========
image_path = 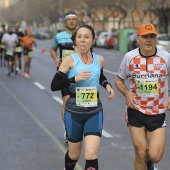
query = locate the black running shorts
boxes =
[5,54,14,61]
[127,108,166,132]
[15,52,22,59]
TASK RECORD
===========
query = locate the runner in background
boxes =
[1,25,18,76]
[0,24,7,67]
[50,10,78,144]
[14,24,24,71]
[21,29,37,78]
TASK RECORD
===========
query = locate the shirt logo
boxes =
[134,64,140,69]
[153,63,163,69]
[145,25,152,30]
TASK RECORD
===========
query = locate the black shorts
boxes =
[0,48,3,53]
[5,54,15,61]
[23,47,31,55]
[15,52,22,59]
[127,108,166,132]
[0,48,6,54]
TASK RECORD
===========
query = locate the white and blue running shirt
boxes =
[52,31,74,59]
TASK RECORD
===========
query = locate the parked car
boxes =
[104,33,114,49]
[37,29,52,39]
[157,34,170,52]
[128,32,138,51]
[96,32,110,47]
[94,30,104,46]
[31,29,39,38]
[95,30,104,38]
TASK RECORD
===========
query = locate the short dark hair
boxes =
[71,25,95,43]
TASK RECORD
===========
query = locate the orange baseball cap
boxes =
[25,29,31,35]
[137,23,158,35]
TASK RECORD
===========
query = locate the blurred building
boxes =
[0,0,19,8]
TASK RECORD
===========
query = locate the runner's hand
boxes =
[106,84,115,100]
[125,91,138,109]
[75,70,91,82]
[54,58,61,67]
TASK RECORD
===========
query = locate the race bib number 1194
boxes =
[136,78,159,97]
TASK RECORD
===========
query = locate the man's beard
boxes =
[66,26,76,31]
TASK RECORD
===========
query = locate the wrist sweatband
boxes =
[102,81,112,89]
[69,76,76,85]
[100,69,112,89]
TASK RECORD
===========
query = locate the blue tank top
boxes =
[67,53,101,93]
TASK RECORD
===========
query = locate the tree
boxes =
[1,0,170,33]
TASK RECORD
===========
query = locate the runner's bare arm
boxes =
[165,96,170,110]
[50,45,61,67]
[115,76,137,108]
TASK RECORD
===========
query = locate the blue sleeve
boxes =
[52,35,58,48]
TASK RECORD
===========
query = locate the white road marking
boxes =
[34,48,41,52]
[102,130,113,138]
[34,82,45,90]
[44,51,50,55]
[52,96,63,105]
[112,134,122,138]
[103,68,117,75]
[111,142,133,149]
[34,48,50,55]
[111,142,117,146]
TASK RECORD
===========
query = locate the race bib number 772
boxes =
[76,86,97,107]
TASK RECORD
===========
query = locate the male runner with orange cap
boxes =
[115,23,170,170]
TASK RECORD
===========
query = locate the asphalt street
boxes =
[0,39,170,170]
